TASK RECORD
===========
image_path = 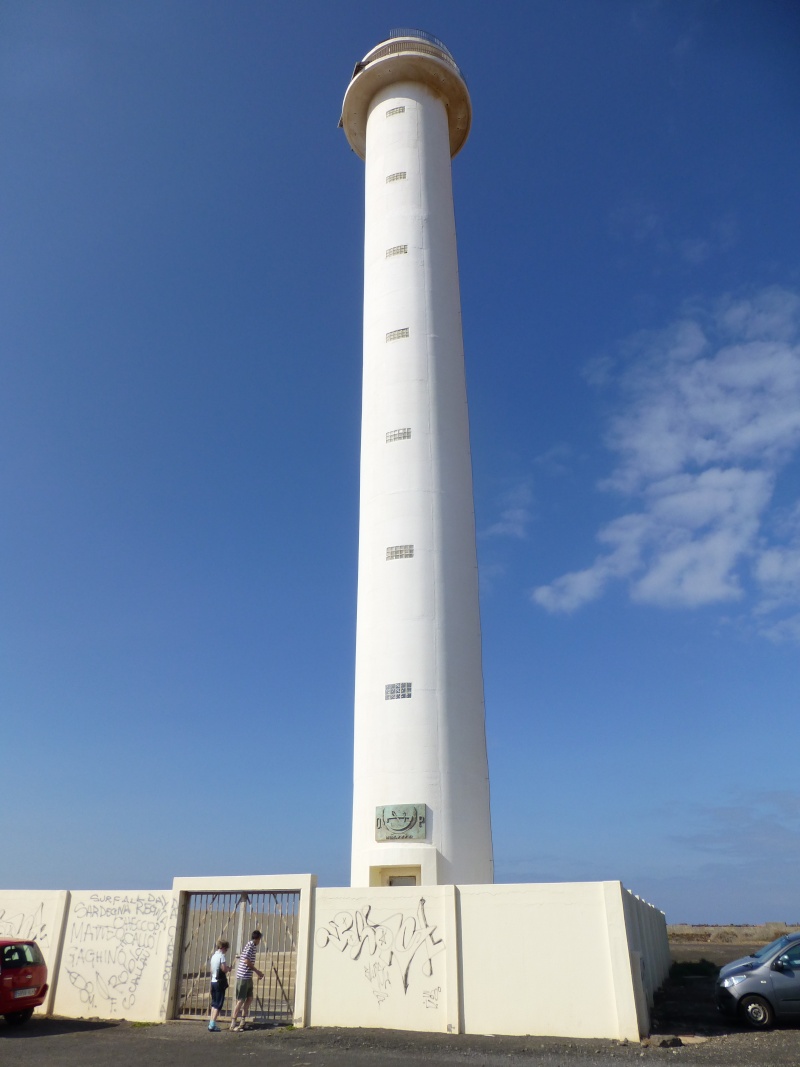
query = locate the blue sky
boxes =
[2,1,798,924]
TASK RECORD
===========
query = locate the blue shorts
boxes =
[210,981,227,1010]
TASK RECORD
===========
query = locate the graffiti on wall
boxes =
[159,897,179,1020]
[422,985,441,1009]
[63,893,171,1015]
[0,901,50,948]
[315,897,445,1005]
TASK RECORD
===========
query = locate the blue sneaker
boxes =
[208,1023,221,1032]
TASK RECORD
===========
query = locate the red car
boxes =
[0,939,48,1026]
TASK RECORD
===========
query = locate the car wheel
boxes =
[739,995,774,1029]
[4,1008,35,1026]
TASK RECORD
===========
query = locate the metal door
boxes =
[175,890,299,1024]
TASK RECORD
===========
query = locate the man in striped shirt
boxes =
[229,930,264,1031]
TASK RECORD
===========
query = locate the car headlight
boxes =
[721,974,748,988]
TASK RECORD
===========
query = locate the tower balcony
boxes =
[340,28,471,161]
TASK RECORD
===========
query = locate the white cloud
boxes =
[532,287,800,638]
[753,502,800,641]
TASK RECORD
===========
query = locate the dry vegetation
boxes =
[668,922,800,944]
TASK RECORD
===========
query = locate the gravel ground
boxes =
[2,942,798,1067]
[3,1015,800,1067]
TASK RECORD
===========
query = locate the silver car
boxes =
[715,931,800,1028]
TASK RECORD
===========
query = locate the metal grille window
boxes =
[386,428,411,442]
[386,328,409,342]
[386,244,408,258]
[385,682,412,700]
[386,545,414,560]
[175,890,299,1025]
[386,106,406,117]
[386,171,407,183]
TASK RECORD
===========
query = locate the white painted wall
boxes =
[0,889,69,1015]
[309,885,459,1033]
[52,890,179,1022]
[308,881,666,1041]
[346,39,493,889]
[2,878,668,1038]
[458,882,644,1040]
[623,889,670,1008]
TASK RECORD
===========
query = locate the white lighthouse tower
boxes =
[342,30,493,889]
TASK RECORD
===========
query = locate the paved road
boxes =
[3,1018,800,1067]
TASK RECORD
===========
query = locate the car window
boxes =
[780,944,800,969]
[2,942,44,968]
[754,934,793,960]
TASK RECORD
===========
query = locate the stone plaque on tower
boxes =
[375,804,427,841]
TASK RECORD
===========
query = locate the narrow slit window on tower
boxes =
[385,244,408,259]
[386,106,405,117]
[386,171,407,183]
[385,682,412,700]
[386,428,411,442]
[385,328,409,342]
[386,545,414,560]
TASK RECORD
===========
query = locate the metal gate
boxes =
[175,891,300,1024]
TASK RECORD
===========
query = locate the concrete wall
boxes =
[0,889,70,1015]
[2,878,667,1040]
[623,889,672,1008]
[457,881,642,1040]
[308,881,666,1041]
[52,890,180,1022]
[309,885,459,1032]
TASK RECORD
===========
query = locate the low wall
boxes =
[0,890,70,1015]
[308,880,665,1041]
[458,881,642,1040]
[52,890,180,1022]
[1,877,667,1040]
[309,885,459,1032]
[0,889,178,1022]
[624,889,671,1008]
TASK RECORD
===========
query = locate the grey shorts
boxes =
[236,977,253,1001]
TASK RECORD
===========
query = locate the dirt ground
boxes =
[653,939,761,1038]
[667,941,765,969]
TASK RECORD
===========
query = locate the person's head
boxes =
[216,939,229,951]
[251,930,262,943]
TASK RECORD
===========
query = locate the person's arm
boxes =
[248,947,264,980]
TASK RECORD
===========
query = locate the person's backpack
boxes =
[213,954,228,991]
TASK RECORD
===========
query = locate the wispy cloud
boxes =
[533,444,573,477]
[639,791,800,921]
[483,481,533,540]
[609,199,738,266]
[675,791,800,862]
[532,287,800,640]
